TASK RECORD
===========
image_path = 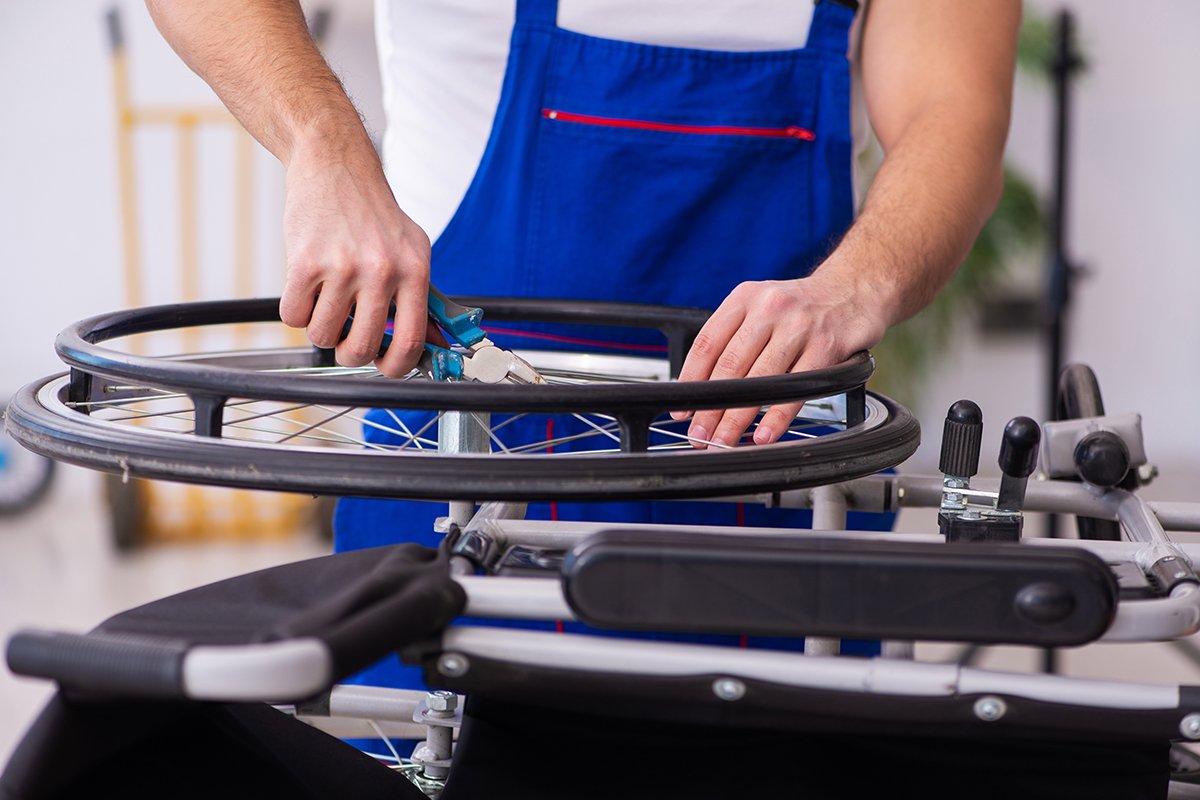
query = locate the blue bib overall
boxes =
[337,0,882,692]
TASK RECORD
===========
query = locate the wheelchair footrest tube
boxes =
[562,530,1118,646]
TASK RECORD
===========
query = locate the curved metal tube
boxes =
[1101,583,1200,642]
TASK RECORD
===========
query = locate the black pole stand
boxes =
[1042,9,1084,675]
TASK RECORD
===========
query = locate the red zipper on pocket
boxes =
[542,108,815,141]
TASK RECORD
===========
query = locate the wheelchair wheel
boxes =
[1057,363,1105,420]
[1055,363,1123,541]
[0,400,55,516]
[5,298,919,502]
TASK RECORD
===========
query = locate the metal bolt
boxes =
[427,690,458,714]
[437,652,470,678]
[712,677,746,702]
[1180,714,1200,740]
[940,476,968,513]
[973,696,1007,722]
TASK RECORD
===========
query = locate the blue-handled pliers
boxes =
[421,285,545,384]
[340,285,544,384]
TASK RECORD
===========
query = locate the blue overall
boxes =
[336,0,884,693]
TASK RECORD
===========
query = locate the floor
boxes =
[0,465,328,763]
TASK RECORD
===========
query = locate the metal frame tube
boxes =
[325,684,426,722]
[807,484,847,656]
[183,639,331,701]
[459,575,574,620]
[441,626,1180,712]
[454,530,1200,642]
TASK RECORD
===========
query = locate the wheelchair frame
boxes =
[5,298,1200,797]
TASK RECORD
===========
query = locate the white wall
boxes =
[906,1,1200,510]
[0,0,382,758]
[0,0,381,393]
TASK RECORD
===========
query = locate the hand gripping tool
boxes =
[420,286,545,384]
[339,286,545,384]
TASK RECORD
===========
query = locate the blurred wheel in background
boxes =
[0,400,55,517]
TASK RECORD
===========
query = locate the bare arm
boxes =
[145,0,430,376]
[676,0,1020,447]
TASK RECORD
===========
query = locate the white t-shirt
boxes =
[374,0,871,241]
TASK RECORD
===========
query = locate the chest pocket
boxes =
[522,31,841,309]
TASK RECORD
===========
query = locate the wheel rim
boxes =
[7,298,921,501]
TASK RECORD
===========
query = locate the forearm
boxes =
[827,0,1019,329]
[144,0,371,166]
[814,100,1008,329]
[146,0,430,376]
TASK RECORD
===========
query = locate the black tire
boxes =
[1056,363,1105,420]
[8,376,919,502]
[1055,364,1122,541]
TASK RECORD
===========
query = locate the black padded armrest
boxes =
[562,530,1118,646]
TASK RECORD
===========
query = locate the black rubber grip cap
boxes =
[999,416,1041,478]
[939,400,983,477]
[1074,431,1130,489]
[6,629,188,699]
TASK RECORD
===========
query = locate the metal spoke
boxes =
[462,412,530,454]
[95,397,413,451]
[215,419,403,451]
[220,401,319,427]
[95,404,196,423]
[488,413,529,434]
[333,407,440,450]
[539,441,693,456]
[97,385,180,394]
[570,414,622,445]
[504,422,623,454]
[537,368,653,384]
[643,423,734,450]
[65,346,859,462]
[401,411,445,451]
[97,396,837,452]
[91,401,233,428]
[273,406,355,444]
[105,405,201,422]
[470,412,512,454]
[96,396,263,422]
[94,397,389,450]
[382,408,427,451]
[70,391,185,408]
[588,412,735,451]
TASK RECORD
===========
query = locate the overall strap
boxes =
[515,0,559,27]
[806,0,858,55]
